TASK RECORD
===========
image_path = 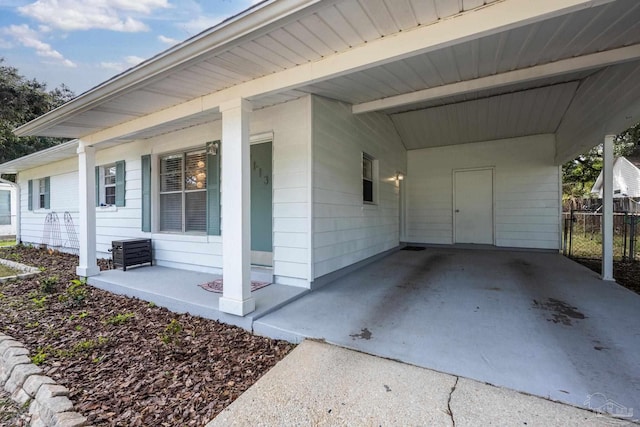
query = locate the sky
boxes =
[0,0,261,95]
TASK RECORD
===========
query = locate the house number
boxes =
[253,160,270,185]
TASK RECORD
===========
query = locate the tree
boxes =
[562,122,640,200]
[0,58,75,180]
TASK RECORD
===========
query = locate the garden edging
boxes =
[0,333,88,427]
[0,258,41,283]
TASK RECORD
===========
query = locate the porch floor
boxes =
[254,247,640,415]
[88,266,308,330]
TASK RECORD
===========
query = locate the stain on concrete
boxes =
[350,328,372,340]
[486,287,501,291]
[532,298,587,326]
[509,259,535,277]
[384,384,391,392]
[594,346,609,351]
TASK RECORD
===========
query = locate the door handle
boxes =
[455,209,460,213]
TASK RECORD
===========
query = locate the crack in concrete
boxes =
[446,376,459,427]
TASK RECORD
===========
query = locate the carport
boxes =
[255,247,640,416]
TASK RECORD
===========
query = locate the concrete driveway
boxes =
[255,247,640,417]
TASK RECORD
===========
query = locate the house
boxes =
[1,0,639,317]
[0,180,18,239]
[592,156,640,198]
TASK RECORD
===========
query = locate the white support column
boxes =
[76,142,99,277]
[219,98,255,316]
[601,135,615,281]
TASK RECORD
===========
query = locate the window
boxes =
[96,161,125,207]
[362,153,376,204]
[0,190,10,225]
[160,150,207,233]
[103,164,116,205]
[38,179,46,209]
[28,177,49,210]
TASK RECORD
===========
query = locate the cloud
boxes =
[181,15,227,35]
[158,34,178,45]
[100,55,144,72]
[0,37,13,49]
[2,24,76,67]
[18,0,170,32]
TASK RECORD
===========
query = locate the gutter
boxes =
[0,178,20,243]
[14,0,328,138]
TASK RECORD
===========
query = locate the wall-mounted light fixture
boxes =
[206,141,219,155]
[396,172,405,181]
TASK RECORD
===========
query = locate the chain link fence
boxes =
[562,210,640,261]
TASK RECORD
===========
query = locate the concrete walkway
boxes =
[208,340,630,426]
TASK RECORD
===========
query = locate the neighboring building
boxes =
[592,156,640,198]
[1,0,639,316]
[0,180,18,238]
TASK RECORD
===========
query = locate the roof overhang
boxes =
[7,0,640,171]
[0,140,79,174]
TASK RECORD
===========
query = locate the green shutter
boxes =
[95,166,100,207]
[141,155,151,232]
[43,177,50,209]
[115,160,126,207]
[206,141,221,235]
[28,180,33,211]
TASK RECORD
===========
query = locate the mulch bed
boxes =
[0,245,294,426]
[573,258,640,295]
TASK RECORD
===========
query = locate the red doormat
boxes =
[198,279,271,293]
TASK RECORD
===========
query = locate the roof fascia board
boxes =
[48,0,619,145]
[14,0,331,137]
[352,44,640,114]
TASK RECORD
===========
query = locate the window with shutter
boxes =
[104,164,117,205]
[159,150,207,233]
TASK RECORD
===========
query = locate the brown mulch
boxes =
[0,245,294,426]
[573,258,640,295]
[0,388,30,426]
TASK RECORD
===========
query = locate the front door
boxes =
[454,168,493,244]
[250,141,273,266]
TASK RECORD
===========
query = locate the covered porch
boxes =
[87,266,308,330]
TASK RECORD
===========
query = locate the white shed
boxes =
[591,156,640,198]
[0,180,18,238]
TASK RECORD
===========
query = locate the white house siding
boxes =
[96,97,312,283]
[13,97,312,285]
[95,141,146,258]
[311,96,407,279]
[18,157,79,253]
[406,134,560,250]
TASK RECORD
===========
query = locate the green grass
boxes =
[0,264,20,277]
[568,233,629,260]
[0,240,16,247]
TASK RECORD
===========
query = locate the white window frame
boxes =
[37,178,47,209]
[158,149,208,234]
[362,153,378,205]
[99,163,117,206]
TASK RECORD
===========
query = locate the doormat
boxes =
[198,279,271,293]
[402,246,426,251]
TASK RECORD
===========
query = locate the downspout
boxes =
[0,177,20,243]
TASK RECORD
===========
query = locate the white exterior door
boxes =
[454,169,493,244]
